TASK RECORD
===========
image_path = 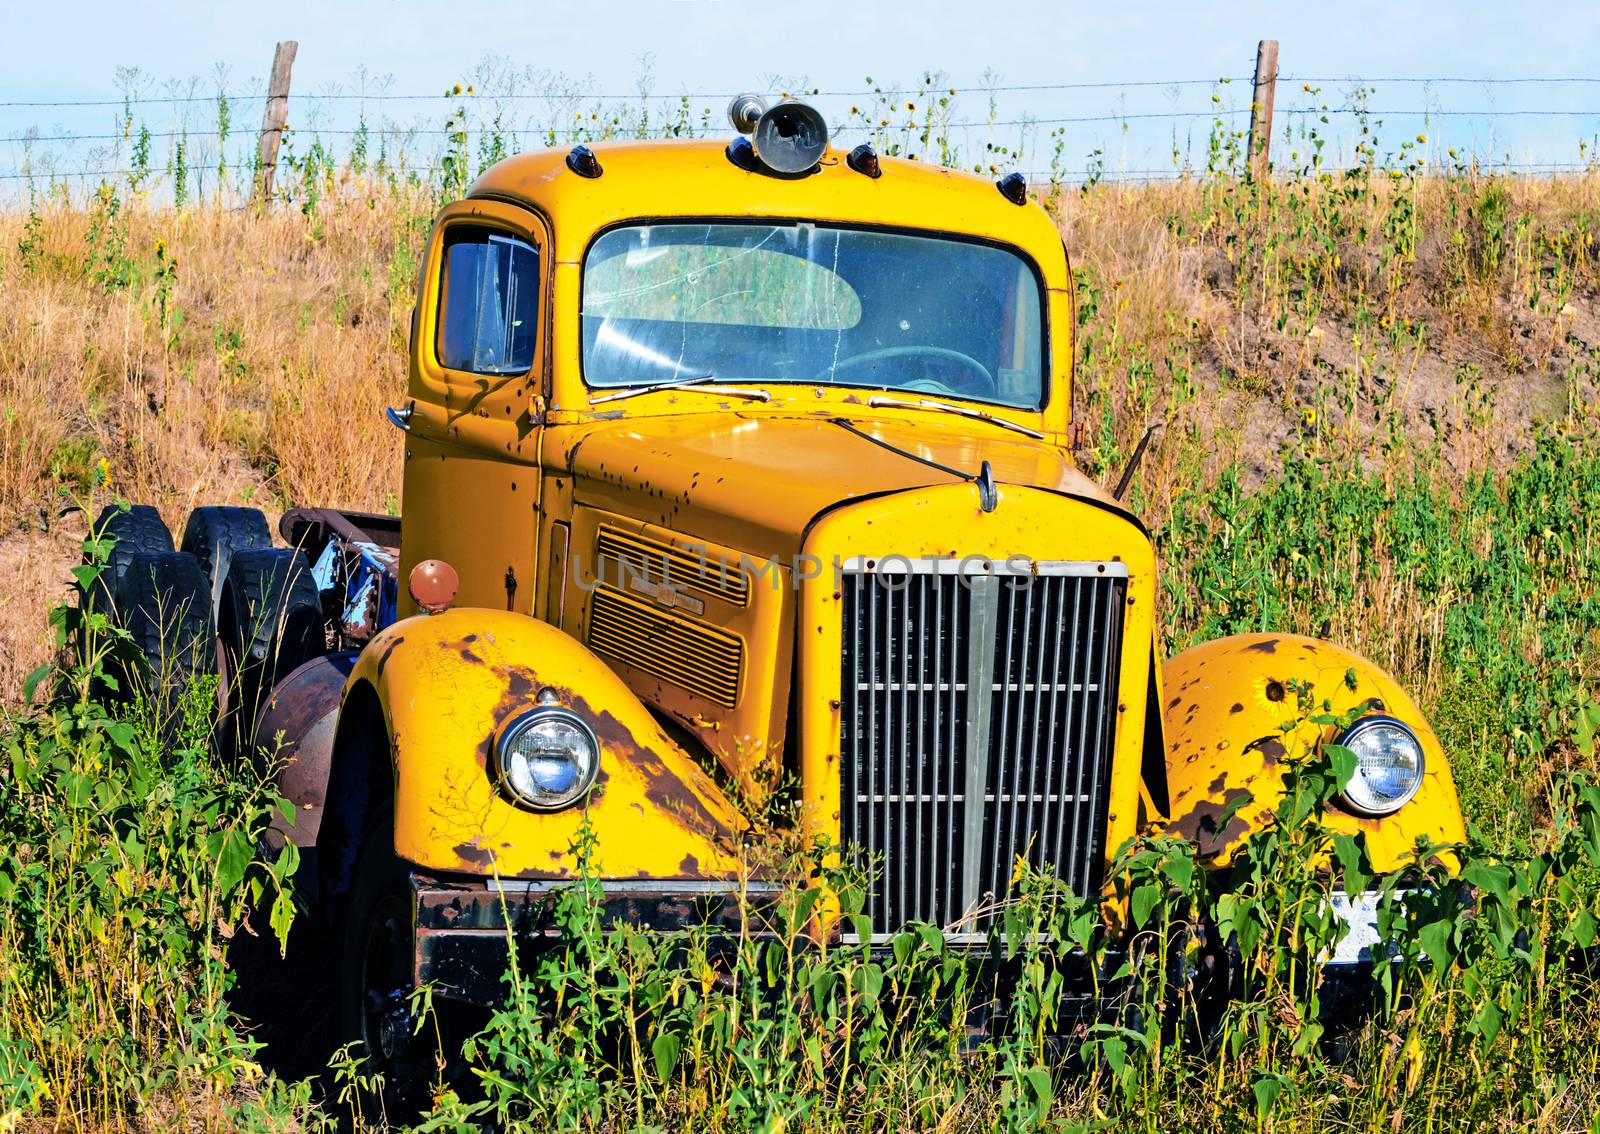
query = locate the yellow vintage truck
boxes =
[93,97,1465,1067]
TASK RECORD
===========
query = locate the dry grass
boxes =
[1057,173,1600,501]
[0,170,1596,702]
[0,189,431,696]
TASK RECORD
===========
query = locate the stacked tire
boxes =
[82,505,214,713]
[79,503,326,752]
[216,545,324,757]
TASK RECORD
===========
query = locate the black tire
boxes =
[219,547,325,754]
[180,506,272,622]
[119,551,217,735]
[121,551,216,677]
[338,805,430,1120]
[83,503,174,619]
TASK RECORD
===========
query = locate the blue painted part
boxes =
[311,542,340,591]
[339,541,401,636]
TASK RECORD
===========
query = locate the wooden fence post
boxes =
[254,40,297,202]
[1247,38,1279,178]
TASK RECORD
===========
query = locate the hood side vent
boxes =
[587,585,743,709]
[597,525,750,607]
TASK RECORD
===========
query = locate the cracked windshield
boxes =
[581,222,1044,408]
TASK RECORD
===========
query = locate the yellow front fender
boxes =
[347,607,747,879]
[1161,633,1466,872]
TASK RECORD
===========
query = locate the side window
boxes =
[437,228,539,375]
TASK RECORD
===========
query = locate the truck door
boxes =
[398,201,550,617]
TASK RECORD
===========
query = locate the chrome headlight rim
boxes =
[493,706,601,812]
[1335,713,1425,817]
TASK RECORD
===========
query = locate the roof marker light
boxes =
[566,144,602,178]
[847,143,882,179]
[726,135,761,173]
[996,171,1028,205]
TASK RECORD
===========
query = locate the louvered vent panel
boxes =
[587,586,743,708]
[596,526,749,607]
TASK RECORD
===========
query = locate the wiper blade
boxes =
[866,395,1045,439]
[589,374,772,405]
[589,373,718,404]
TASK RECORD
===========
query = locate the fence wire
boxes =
[3,70,1598,191]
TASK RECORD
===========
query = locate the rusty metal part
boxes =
[409,559,459,613]
[255,651,359,848]
[338,567,384,640]
[1113,422,1162,501]
[413,875,785,1003]
[280,506,402,559]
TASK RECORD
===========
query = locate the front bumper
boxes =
[411,874,786,1004]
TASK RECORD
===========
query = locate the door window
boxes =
[438,228,539,375]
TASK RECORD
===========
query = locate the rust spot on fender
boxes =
[1245,639,1280,655]
[454,841,494,867]
[679,853,700,874]
[1207,771,1228,793]
[1229,702,1244,714]
[1167,787,1252,856]
[375,635,406,676]
[1244,735,1286,764]
[566,690,735,844]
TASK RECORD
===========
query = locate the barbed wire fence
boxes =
[2,36,1598,198]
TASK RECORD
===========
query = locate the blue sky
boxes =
[5,0,1598,181]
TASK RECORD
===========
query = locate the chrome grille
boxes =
[838,561,1127,936]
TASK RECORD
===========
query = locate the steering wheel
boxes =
[823,345,996,398]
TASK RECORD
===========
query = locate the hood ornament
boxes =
[975,460,999,513]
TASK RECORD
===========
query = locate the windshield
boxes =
[581,223,1045,409]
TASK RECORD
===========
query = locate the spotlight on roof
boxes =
[726,93,829,175]
[727,93,768,135]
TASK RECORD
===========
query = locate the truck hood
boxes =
[556,411,1125,561]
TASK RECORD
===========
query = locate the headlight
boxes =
[495,707,600,811]
[1336,715,1424,816]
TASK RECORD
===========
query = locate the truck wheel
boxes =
[83,503,174,620]
[338,806,429,1118]
[180,506,272,622]
[219,548,325,753]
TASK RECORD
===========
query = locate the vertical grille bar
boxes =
[1080,578,1124,895]
[882,580,896,928]
[863,576,877,906]
[1064,579,1100,894]
[1038,578,1068,878]
[959,576,1000,923]
[895,576,911,928]
[985,579,1017,908]
[911,578,926,925]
